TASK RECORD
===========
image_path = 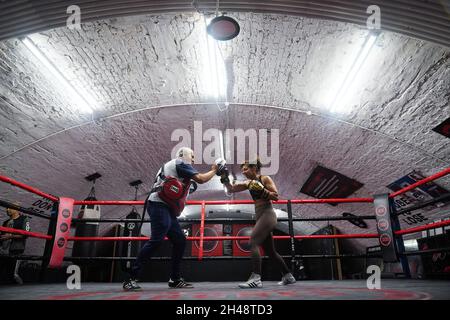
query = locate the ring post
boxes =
[389,198,411,278]
[373,194,399,263]
[198,201,206,261]
[286,200,297,277]
[43,198,74,269]
[40,202,59,280]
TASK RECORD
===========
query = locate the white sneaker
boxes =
[278,273,296,285]
[238,273,263,289]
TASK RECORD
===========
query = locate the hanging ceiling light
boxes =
[207,15,240,41]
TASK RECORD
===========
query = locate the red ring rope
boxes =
[389,167,450,198]
[0,175,58,202]
[0,226,52,240]
[66,233,379,241]
[395,219,450,235]
[73,198,375,206]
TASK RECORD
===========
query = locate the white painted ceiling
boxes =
[0,3,449,255]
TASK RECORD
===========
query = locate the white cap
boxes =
[176,147,194,165]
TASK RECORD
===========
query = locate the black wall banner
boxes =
[387,171,450,225]
[432,117,450,138]
[300,165,364,205]
[373,194,398,262]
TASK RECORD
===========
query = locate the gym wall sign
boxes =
[387,171,450,225]
[432,117,450,138]
[300,165,364,205]
[28,198,53,216]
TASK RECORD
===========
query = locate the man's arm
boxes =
[1,217,29,240]
[1,234,25,240]
[176,161,218,184]
[191,165,218,184]
[0,220,17,240]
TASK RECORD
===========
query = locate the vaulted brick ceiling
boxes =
[1,1,449,254]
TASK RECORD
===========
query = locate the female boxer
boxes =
[221,158,296,288]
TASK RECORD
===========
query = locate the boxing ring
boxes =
[1,168,450,300]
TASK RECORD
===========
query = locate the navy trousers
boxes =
[130,201,186,280]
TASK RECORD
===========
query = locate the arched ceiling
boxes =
[1,0,449,46]
[0,1,449,255]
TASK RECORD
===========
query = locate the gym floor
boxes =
[0,279,448,300]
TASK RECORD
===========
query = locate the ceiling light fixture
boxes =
[329,32,379,114]
[21,36,95,114]
[207,15,240,41]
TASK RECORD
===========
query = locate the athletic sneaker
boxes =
[238,273,263,289]
[168,278,194,289]
[122,278,141,291]
[278,272,296,285]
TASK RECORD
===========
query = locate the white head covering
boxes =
[176,147,194,165]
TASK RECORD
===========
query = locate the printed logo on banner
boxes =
[379,234,392,247]
[57,237,66,248]
[387,171,450,220]
[387,171,450,225]
[377,219,389,231]
[60,223,68,232]
[27,198,53,216]
[62,209,71,218]
[376,206,387,216]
